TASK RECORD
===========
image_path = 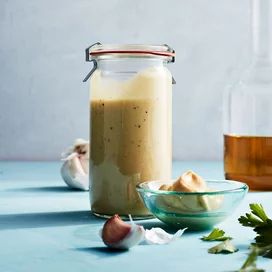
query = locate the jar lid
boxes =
[85,42,175,63]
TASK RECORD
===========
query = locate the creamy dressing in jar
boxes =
[86,43,175,218]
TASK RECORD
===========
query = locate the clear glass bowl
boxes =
[136,180,248,230]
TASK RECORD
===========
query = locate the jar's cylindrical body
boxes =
[89,58,172,217]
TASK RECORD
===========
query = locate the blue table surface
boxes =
[0,161,271,272]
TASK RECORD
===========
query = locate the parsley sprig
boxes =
[237,203,272,271]
[201,228,232,241]
[238,203,272,252]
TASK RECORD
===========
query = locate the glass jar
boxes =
[224,0,272,190]
[84,43,175,217]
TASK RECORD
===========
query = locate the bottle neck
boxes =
[251,0,272,64]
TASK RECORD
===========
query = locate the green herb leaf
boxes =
[255,243,272,259]
[238,213,264,228]
[250,204,269,222]
[238,204,270,228]
[238,203,272,258]
[208,239,238,254]
[201,228,232,241]
[238,246,265,272]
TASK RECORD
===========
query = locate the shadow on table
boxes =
[5,186,85,193]
[74,246,127,258]
[0,210,104,230]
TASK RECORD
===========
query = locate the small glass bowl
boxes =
[136,180,248,230]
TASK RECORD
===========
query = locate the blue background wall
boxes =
[0,0,250,160]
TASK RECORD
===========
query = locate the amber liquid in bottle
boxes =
[224,134,272,190]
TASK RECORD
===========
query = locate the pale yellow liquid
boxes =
[90,67,172,217]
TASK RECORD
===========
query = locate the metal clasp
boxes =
[83,59,97,82]
[83,42,101,82]
[163,44,176,84]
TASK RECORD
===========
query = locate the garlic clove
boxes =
[60,138,89,191]
[61,159,89,191]
[102,215,131,247]
[79,156,89,174]
[117,224,145,249]
[74,172,89,190]
[101,214,145,250]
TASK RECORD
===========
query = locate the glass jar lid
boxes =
[86,42,175,63]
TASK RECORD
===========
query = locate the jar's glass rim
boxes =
[86,43,175,62]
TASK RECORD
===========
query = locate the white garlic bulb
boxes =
[60,138,89,191]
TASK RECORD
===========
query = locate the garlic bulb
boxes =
[61,138,89,191]
[101,214,145,250]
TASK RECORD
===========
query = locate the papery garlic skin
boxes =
[144,227,186,245]
[60,139,89,191]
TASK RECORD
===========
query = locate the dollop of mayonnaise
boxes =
[158,170,223,212]
[159,170,208,192]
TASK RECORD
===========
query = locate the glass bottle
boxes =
[84,43,175,217]
[224,0,272,190]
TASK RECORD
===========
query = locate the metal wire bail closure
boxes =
[83,42,101,82]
